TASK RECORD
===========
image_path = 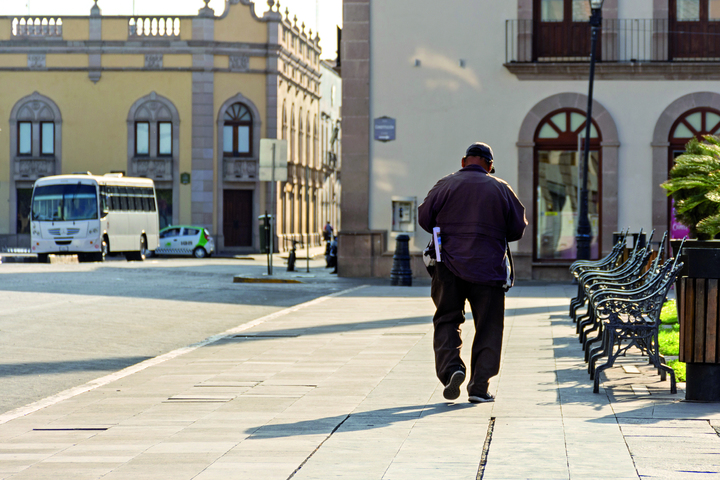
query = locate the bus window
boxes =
[119,187,128,211]
[32,184,98,221]
[109,187,118,211]
[100,186,109,217]
[133,188,143,211]
[142,187,151,211]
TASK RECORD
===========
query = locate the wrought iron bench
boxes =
[586,253,684,393]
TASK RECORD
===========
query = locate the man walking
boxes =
[418,142,527,403]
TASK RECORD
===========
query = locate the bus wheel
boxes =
[139,235,148,260]
[37,253,49,263]
[126,236,147,262]
[97,237,109,262]
[193,247,207,259]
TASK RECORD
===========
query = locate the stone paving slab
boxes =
[1,283,720,479]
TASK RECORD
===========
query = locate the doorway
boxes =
[223,189,253,247]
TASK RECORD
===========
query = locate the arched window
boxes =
[313,115,319,169]
[127,92,180,229]
[291,106,296,162]
[223,102,253,157]
[306,114,311,168]
[667,107,720,238]
[534,108,602,261]
[669,107,720,155]
[10,92,62,236]
[282,101,288,141]
[298,107,304,164]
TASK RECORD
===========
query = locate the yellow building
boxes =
[0,0,335,254]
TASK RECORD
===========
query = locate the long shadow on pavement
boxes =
[245,403,475,438]
[211,315,433,345]
[0,356,152,378]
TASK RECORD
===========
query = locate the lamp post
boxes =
[576,0,604,261]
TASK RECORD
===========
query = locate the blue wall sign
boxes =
[374,117,396,142]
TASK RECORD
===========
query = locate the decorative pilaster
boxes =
[191,5,215,230]
[88,0,101,83]
[265,1,282,217]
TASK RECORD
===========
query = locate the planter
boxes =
[671,239,720,401]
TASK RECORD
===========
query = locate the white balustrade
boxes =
[128,18,181,38]
[12,17,63,38]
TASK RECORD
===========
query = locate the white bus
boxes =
[30,173,159,263]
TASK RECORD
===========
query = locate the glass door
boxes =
[671,0,720,59]
[534,0,595,59]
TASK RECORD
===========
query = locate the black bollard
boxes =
[329,236,338,274]
[390,234,412,286]
[287,240,297,272]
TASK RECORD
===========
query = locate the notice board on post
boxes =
[259,139,288,182]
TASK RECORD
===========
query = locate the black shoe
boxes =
[468,392,494,403]
[443,370,465,400]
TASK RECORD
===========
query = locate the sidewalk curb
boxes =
[233,275,302,284]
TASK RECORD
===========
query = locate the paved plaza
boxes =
[1,281,719,479]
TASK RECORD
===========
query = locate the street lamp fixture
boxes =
[576,0,605,260]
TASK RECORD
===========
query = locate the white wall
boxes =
[369,0,720,252]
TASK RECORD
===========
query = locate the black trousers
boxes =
[431,262,505,396]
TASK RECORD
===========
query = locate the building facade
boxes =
[340,0,720,279]
[318,60,342,242]
[0,0,334,254]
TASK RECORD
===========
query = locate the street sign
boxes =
[259,139,288,181]
[374,117,396,142]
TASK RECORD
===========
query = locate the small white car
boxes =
[155,225,215,258]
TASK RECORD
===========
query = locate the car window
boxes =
[160,228,181,238]
[184,228,200,236]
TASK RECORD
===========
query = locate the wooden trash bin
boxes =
[674,241,720,401]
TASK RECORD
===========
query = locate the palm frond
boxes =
[706,189,720,203]
[676,194,712,214]
[697,213,720,237]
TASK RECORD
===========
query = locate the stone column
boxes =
[339,0,381,276]
[191,7,215,233]
[265,9,282,234]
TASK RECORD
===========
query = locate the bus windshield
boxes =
[31,184,98,221]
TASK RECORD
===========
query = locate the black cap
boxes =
[465,142,493,161]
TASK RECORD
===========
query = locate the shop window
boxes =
[534,108,601,261]
[16,188,32,234]
[156,188,173,229]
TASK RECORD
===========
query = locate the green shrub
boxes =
[659,324,680,356]
[667,359,687,382]
[660,299,678,325]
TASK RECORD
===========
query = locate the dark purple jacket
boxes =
[418,164,527,285]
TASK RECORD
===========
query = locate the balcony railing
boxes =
[128,17,181,39]
[12,17,63,38]
[505,19,688,63]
